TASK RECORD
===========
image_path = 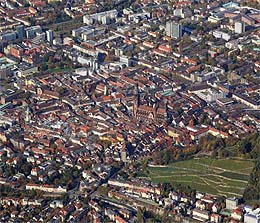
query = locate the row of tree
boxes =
[152,132,260,166]
[243,160,260,201]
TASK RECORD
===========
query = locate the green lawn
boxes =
[147,158,254,197]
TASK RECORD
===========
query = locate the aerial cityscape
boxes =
[0,0,260,222]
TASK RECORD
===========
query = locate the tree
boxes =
[244,160,260,201]
[161,183,173,196]
[20,163,32,176]
[136,207,145,223]
[104,54,118,62]
[72,169,79,178]
[238,139,252,154]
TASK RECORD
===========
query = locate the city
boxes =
[0,0,260,222]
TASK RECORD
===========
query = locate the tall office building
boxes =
[166,21,183,38]
[234,22,245,34]
[25,26,42,39]
[46,30,54,42]
[16,25,25,39]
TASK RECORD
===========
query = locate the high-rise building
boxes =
[46,30,54,42]
[16,25,25,39]
[25,26,42,39]
[234,22,245,34]
[166,21,183,38]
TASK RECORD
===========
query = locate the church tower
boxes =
[25,105,31,123]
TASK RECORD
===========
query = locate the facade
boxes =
[0,57,16,79]
[213,30,231,41]
[232,93,260,109]
[16,64,38,77]
[16,25,25,39]
[108,180,161,195]
[192,209,210,222]
[25,26,42,39]
[133,104,167,124]
[9,44,24,59]
[133,94,167,124]
[226,197,238,210]
[0,31,17,42]
[244,210,260,223]
[191,71,216,82]
[244,212,260,223]
[192,88,226,103]
[235,22,245,34]
[46,30,54,42]
[166,21,182,38]
[26,183,67,193]
[83,10,118,25]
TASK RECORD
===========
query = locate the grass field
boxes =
[147,158,254,197]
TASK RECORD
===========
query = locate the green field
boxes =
[147,158,254,197]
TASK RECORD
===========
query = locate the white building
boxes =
[166,21,183,38]
[211,213,222,223]
[192,209,210,222]
[46,30,54,42]
[235,22,245,34]
[26,183,67,193]
[245,214,260,223]
[244,208,260,223]
[24,26,42,39]
[192,88,226,103]
[226,197,238,210]
[231,209,243,221]
[83,10,118,25]
[212,30,231,41]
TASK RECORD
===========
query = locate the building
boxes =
[191,88,226,103]
[72,26,95,38]
[1,89,24,104]
[211,213,222,223]
[108,180,161,195]
[15,64,38,77]
[242,15,255,26]
[132,91,167,124]
[15,25,25,39]
[0,31,17,42]
[25,26,42,39]
[213,30,231,41]
[191,71,216,82]
[244,208,260,223]
[72,26,105,41]
[232,93,260,110]
[235,22,245,34]
[9,44,24,59]
[192,209,210,222]
[46,30,54,42]
[0,57,16,79]
[25,183,67,193]
[83,10,118,25]
[47,0,62,3]
[231,208,243,221]
[226,197,238,210]
[165,21,182,38]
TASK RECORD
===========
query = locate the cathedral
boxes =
[132,86,168,124]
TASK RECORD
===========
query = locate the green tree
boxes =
[136,207,145,223]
